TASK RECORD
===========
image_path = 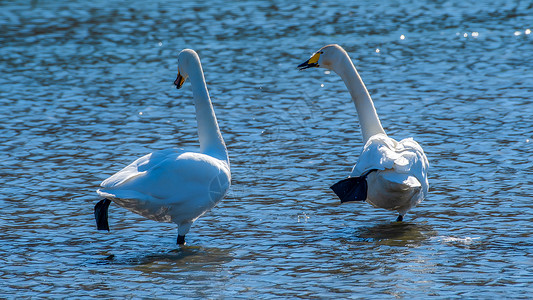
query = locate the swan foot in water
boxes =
[330,170,377,203]
[94,199,112,231]
[396,215,404,222]
[177,235,186,245]
[331,177,368,203]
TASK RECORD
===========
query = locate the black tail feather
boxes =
[330,176,368,203]
[94,199,112,231]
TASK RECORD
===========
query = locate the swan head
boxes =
[174,49,201,89]
[297,44,348,71]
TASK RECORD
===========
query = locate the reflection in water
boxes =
[353,222,436,247]
[98,246,233,268]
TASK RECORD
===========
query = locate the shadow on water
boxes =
[351,222,437,247]
[94,245,233,269]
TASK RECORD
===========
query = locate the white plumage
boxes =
[95,49,230,244]
[352,134,428,217]
[298,44,429,221]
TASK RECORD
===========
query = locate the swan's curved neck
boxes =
[333,52,386,143]
[187,62,228,162]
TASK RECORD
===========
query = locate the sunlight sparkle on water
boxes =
[297,213,310,223]
[441,236,481,245]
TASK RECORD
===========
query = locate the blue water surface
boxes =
[1,0,532,298]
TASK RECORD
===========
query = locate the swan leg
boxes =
[178,222,192,245]
[396,214,403,222]
[94,199,112,231]
[177,222,192,245]
[330,177,368,203]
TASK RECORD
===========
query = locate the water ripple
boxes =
[1,0,532,298]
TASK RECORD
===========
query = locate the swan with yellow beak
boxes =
[298,44,429,222]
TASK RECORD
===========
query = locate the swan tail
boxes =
[94,199,112,231]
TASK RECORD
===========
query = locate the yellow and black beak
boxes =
[174,70,185,89]
[297,51,321,70]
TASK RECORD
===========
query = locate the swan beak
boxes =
[297,52,321,70]
[174,72,185,89]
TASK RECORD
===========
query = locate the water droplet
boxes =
[400,34,405,40]
[525,29,531,35]
[139,111,143,115]
[463,33,468,38]
[324,70,330,75]
[514,31,522,36]
[158,42,163,47]
[375,48,380,53]
[320,84,324,87]
[472,32,479,37]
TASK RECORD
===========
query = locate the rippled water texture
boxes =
[1,0,532,298]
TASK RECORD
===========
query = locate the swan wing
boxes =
[98,149,230,202]
[99,148,185,189]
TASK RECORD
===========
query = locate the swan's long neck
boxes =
[334,52,386,143]
[188,61,228,162]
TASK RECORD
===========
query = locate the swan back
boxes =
[352,134,429,197]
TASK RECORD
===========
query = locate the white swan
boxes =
[298,44,428,221]
[94,49,231,244]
